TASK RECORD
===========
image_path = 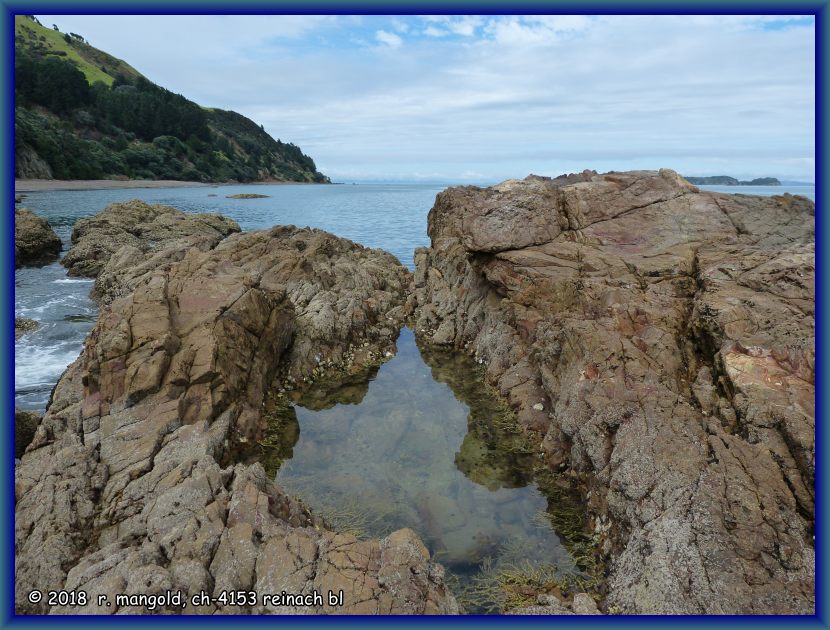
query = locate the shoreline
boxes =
[15,179,327,193]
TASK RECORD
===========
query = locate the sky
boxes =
[37,14,815,183]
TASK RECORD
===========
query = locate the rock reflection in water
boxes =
[241,327,584,611]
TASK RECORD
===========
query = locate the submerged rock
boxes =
[14,317,39,338]
[226,193,270,199]
[15,208,62,268]
[508,593,601,615]
[413,169,815,614]
[15,215,455,615]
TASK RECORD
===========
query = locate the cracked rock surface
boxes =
[60,199,241,303]
[16,220,457,615]
[412,169,814,614]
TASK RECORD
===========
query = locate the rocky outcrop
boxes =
[413,169,815,614]
[60,200,241,298]
[226,193,270,199]
[15,219,456,615]
[15,208,62,268]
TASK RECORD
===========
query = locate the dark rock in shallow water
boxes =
[412,169,814,614]
[226,193,270,199]
[14,317,39,338]
[15,213,457,615]
[15,208,61,268]
[15,410,41,459]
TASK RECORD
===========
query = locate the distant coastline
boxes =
[684,175,781,186]
[14,179,328,193]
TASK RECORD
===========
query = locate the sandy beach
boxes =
[15,179,213,193]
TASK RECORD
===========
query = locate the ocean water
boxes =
[698,184,815,201]
[14,183,444,411]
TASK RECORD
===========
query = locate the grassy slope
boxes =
[14,16,142,86]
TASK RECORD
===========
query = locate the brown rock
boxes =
[15,208,61,268]
[60,199,240,285]
[414,170,814,614]
[15,220,454,615]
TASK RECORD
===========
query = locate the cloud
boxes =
[424,26,447,37]
[33,14,815,181]
[375,29,403,48]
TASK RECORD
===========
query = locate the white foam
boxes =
[14,343,80,391]
[53,278,94,284]
[20,296,91,315]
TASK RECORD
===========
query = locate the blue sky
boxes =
[37,14,815,183]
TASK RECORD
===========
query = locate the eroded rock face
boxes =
[16,224,457,615]
[413,170,815,614]
[15,208,62,268]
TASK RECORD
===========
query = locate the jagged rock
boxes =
[413,170,814,614]
[15,208,62,268]
[60,199,241,286]
[15,317,39,338]
[15,220,455,615]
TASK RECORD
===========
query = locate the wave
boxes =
[52,278,94,284]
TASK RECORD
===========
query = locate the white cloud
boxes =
[448,16,483,36]
[390,18,409,33]
[375,29,403,48]
[424,26,448,37]
[33,14,815,181]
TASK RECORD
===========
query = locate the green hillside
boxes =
[15,15,142,86]
[14,15,329,183]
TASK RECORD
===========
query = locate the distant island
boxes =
[684,175,781,186]
[14,15,328,184]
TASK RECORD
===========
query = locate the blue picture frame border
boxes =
[1,1,824,627]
